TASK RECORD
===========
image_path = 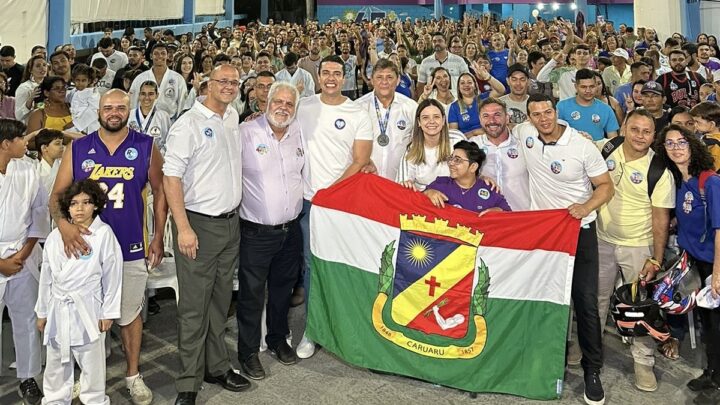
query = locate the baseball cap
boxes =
[641,81,663,95]
[507,63,529,78]
[611,48,630,61]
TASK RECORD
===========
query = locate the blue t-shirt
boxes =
[448,98,481,135]
[427,176,512,213]
[396,74,412,98]
[676,175,720,263]
[557,98,620,141]
[614,82,633,113]
[487,49,509,88]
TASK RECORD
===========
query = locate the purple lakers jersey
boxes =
[72,129,153,261]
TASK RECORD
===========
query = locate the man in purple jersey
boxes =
[424,141,511,214]
[50,89,167,405]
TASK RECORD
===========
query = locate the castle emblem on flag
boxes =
[372,215,490,359]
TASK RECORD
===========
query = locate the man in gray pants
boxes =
[163,64,249,405]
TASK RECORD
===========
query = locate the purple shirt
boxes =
[239,115,305,225]
[427,176,512,213]
[72,129,153,262]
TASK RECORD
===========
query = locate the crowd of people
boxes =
[1,12,720,405]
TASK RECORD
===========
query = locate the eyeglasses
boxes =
[664,140,690,150]
[445,155,470,165]
[210,79,240,88]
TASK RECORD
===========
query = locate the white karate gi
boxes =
[128,106,172,154]
[0,158,49,379]
[129,69,188,120]
[36,216,123,405]
[70,88,101,134]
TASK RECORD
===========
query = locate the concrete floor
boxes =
[0,290,708,405]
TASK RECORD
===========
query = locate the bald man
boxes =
[163,65,248,404]
[50,89,167,405]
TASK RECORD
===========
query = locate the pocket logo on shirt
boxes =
[79,249,94,260]
[525,136,534,148]
[165,88,175,99]
[129,242,144,253]
[630,171,644,184]
[150,126,161,136]
[571,111,581,121]
[203,127,214,138]
[256,144,269,155]
[334,119,346,130]
[125,147,138,161]
[81,159,96,173]
[592,114,601,124]
[683,191,694,214]
[296,148,304,157]
[397,119,407,130]
[129,121,140,131]
[607,159,616,171]
[478,189,490,200]
[169,78,176,86]
[550,161,563,174]
[507,148,518,159]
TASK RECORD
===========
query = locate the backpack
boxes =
[601,136,666,199]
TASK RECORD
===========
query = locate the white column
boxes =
[634,0,683,42]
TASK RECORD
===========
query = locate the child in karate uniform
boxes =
[36,179,123,404]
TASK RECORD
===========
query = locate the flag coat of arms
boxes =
[307,174,580,400]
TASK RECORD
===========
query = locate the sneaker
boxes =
[127,374,153,405]
[296,333,317,359]
[567,341,582,367]
[583,369,605,405]
[634,363,657,392]
[18,378,42,405]
[688,369,718,392]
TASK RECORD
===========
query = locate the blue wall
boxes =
[317,4,635,26]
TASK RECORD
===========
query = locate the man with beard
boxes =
[49,51,72,84]
[91,38,129,74]
[683,43,713,81]
[50,89,167,405]
[499,64,531,126]
[697,43,720,73]
[163,65,248,404]
[112,46,149,90]
[417,32,469,99]
[275,52,315,98]
[339,42,358,100]
[236,82,303,381]
[557,69,620,141]
[658,49,706,109]
[472,98,530,211]
[356,58,417,181]
[298,38,323,93]
[515,93,613,405]
[129,43,188,120]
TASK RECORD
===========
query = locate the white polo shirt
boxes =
[355,92,418,181]
[297,94,373,200]
[515,120,608,226]
[417,52,469,98]
[163,101,243,216]
[472,133,531,211]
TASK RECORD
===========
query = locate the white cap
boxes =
[612,48,630,61]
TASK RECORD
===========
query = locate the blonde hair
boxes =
[406,99,452,165]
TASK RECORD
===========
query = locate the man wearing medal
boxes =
[356,58,418,180]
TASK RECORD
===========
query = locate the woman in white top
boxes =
[418,66,455,116]
[15,55,48,123]
[397,99,465,191]
[127,81,172,154]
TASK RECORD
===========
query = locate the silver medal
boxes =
[377,133,390,147]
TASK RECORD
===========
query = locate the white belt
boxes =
[52,287,100,364]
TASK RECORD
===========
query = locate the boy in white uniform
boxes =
[129,43,188,120]
[36,179,123,405]
[0,118,48,405]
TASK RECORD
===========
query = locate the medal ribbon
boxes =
[374,96,392,136]
[135,106,157,135]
